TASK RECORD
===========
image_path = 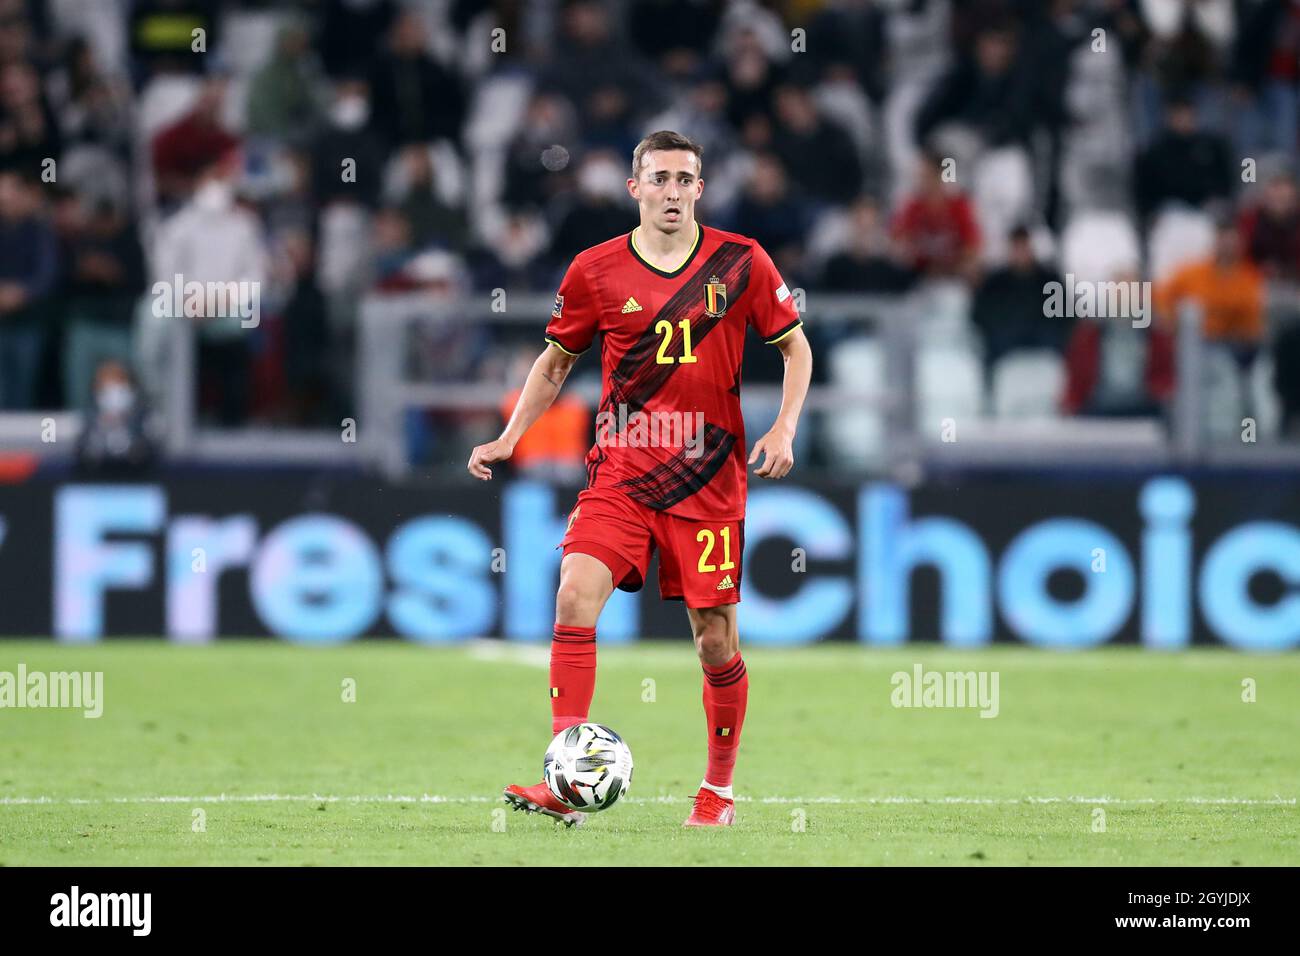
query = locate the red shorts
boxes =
[559,487,743,607]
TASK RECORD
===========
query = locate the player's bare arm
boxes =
[749,325,812,480]
[467,342,578,480]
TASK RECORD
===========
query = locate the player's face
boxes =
[628,150,703,234]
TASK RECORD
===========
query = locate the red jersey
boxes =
[544,222,802,520]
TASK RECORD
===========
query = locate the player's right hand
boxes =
[468,438,514,480]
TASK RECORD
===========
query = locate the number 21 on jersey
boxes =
[655,318,698,364]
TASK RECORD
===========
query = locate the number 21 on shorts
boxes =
[696,525,736,573]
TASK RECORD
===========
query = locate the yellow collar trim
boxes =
[630,222,701,275]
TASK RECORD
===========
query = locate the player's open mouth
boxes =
[664,207,680,219]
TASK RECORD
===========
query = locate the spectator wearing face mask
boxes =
[152,148,269,426]
[74,359,157,476]
[312,78,385,209]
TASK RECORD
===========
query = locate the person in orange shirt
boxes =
[498,349,590,481]
[1154,221,1265,358]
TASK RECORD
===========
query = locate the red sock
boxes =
[550,624,596,736]
[701,652,748,789]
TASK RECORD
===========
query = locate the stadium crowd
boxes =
[1,0,1299,461]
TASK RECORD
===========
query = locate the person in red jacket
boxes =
[890,151,982,280]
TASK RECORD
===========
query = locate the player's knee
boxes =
[692,611,737,663]
[555,576,602,626]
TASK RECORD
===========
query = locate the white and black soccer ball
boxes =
[543,723,634,812]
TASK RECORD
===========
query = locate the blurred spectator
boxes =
[321,0,396,79]
[723,25,785,133]
[312,78,385,209]
[56,194,145,412]
[1134,97,1234,223]
[246,21,323,147]
[973,225,1066,370]
[1138,0,1233,110]
[771,82,863,205]
[540,0,660,136]
[0,59,62,170]
[47,36,131,154]
[548,151,633,265]
[1275,320,1300,437]
[628,0,721,81]
[1238,169,1300,280]
[371,205,417,290]
[74,358,156,476]
[1231,0,1300,155]
[150,77,240,207]
[368,9,465,152]
[1155,220,1265,363]
[1062,269,1173,417]
[0,6,36,69]
[499,349,589,482]
[807,0,888,105]
[502,92,580,215]
[127,0,218,85]
[890,151,981,279]
[276,229,334,426]
[821,195,916,294]
[730,152,811,282]
[915,20,1037,151]
[152,150,268,425]
[0,169,58,409]
[388,144,470,252]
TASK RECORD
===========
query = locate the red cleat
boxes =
[502,782,586,827]
[683,787,735,827]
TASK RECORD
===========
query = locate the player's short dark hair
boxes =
[631,131,703,181]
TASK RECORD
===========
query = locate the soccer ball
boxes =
[543,723,634,812]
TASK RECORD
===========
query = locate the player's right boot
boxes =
[683,786,735,827]
[502,782,586,827]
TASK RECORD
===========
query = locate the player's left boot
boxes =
[502,782,586,827]
[683,787,735,827]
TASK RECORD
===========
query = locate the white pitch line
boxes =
[0,794,1293,807]
[464,639,550,669]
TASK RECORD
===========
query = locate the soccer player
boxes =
[468,130,812,827]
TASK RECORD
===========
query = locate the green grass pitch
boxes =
[0,640,1296,866]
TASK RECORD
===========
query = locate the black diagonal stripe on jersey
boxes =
[614,422,736,511]
[605,242,751,423]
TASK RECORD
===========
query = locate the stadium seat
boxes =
[973,146,1033,264]
[1059,211,1141,282]
[1202,344,1247,443]
[826,336,887,467]
[991,350,1066,420]
[916,343,984,436]
[1250,351,1281,440]
[913,279,978,348]
[1147,207,1215,283]
[220,10,289,78]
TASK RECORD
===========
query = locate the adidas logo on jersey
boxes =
[716,574,735,591]
[621,296,643,313]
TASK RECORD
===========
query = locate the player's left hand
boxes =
[749,427,794,479]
